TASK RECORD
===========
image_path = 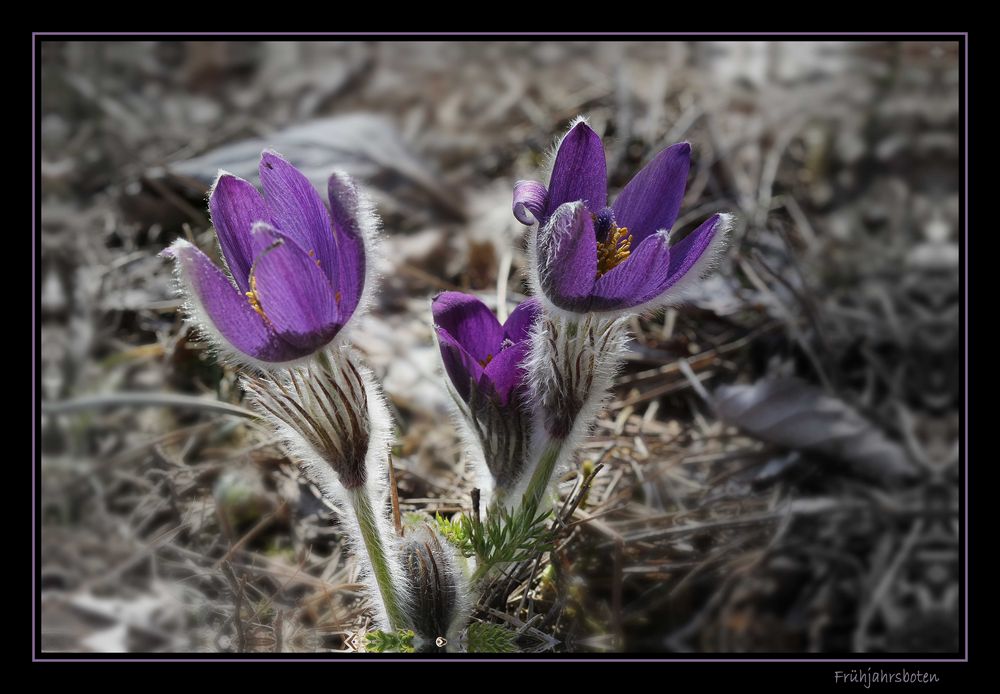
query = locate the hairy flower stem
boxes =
[521,439,563,516]
[470,556,492,584]
[516,314,629,515]
[348,486,406,631]
[310,349,403,629]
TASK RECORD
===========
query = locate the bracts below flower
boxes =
[529,314,629,441]
[516,313,629,512]
[242,347,373,494]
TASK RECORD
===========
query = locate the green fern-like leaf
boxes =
[464,500,554,581]
[436,512,474,556]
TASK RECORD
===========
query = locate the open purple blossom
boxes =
[161,150,373,365]
[432,292,539,407]
[513,119,730,314]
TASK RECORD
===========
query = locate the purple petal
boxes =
[663,213,725,289]
[502,297,540,343]
[208,173,271,293]
[258,151,339,287]
[161,240,300,362]
[431,292,503,364]
[591,230,672,312]
[436,326,486,403]
[513,180,548,226]
[612,142,691,245]
[482,339,530,406]
[544,121,607,220]
[537,202,597,312]
[248,216,309,256]
[249,223,340,350]
[327,172,367,319]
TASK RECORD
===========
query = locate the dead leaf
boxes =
[714,378,919,486]
[162,114,465,221]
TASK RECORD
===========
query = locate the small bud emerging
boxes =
[400,524,471,652]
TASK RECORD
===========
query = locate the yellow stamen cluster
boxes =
[245,275,266,318]
[595,225,632,278]
[479,353,494,367]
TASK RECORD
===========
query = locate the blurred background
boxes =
[38,40,961,654]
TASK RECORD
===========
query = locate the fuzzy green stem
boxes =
[348,486,406,631]
[522,439,564,515]
[470,556,491,584]
[316,348,405,629]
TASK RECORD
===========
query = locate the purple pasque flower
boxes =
[433,292,540,492]
[161,150,373,366]
[432,292,539,407]
[513,119,730,315]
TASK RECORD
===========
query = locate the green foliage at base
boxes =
[466,622,518,653]
[365,629,415,653]
[435,512,469,549]
[437,502,553,582]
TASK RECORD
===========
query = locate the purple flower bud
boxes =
[432,292,540,492]
[161,151,377,367]
[514,119,731,315]
[432,292,539,407]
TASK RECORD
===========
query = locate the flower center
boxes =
[479,353,493,367]
[245,274,267,319]
[595,223,632,277]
